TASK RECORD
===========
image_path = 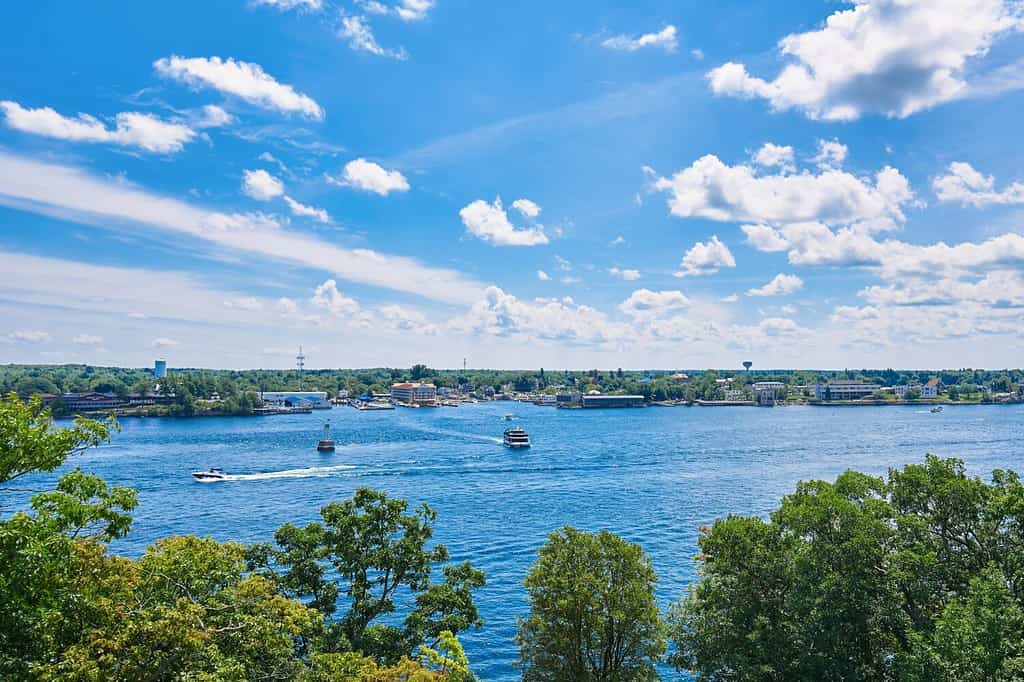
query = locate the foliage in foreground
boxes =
[671,455,1024,681]
[0,393,478,681]
[517,527,665,682]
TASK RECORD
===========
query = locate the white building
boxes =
[753,381,786,405]
[814,381,878,401]
[921,378,943,398]
[260,391,332,409]
[724,389,745,401]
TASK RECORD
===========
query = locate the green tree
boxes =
[516,527,665,682]
[253,488,485,662]
[671,456,1024,681]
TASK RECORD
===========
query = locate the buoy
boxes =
[317,420,335,452]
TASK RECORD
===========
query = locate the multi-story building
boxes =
[814,380,878,401]
[259,391,332,409]
[390,382,437,406]
[581,394,645,408]
[920,378,943,398]
[753,381,786,405]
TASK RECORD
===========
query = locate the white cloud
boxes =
[555,255,572,271]
[333,158,410,195]
[311,279,360,316]
[0,150,485,304]
[459,197,549,246]
[1,101,196,153]
[675,235,736,277]
[152,337,181,348]
[252,0,323,10]
[511,198,542,218]
[933,161,1024,206]
[691,48,705,60]
[339,15,408,60]
[223,297,263,311]
[602,25,678,53]
[194,104,234,128]
[8,330,51,344]
[283,195,330,223]
[707,0,1024,120]
[652,153,915,229]
[752,143,795,172]
[242,169,285,200]
[747,273,804,296]
[154,55,324,119]
[72,334,104,345]
[451,286,619,344]
[537,270,551,281]
[609,267,642,280]
[812,139,848,168]
[740,224,791,252]
[722,294,739,303]
[359,0,434,21]
[618,289,690,319]
[609,235,627,246]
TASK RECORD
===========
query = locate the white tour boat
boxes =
[503,427,531,449]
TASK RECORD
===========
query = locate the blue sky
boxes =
[1,0,1023,370]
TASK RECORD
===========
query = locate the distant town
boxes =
[2,353,1022,417]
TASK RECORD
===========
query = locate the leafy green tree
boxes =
[517,527,665,682]
[671,456,1024,681]
[252,488,485,662]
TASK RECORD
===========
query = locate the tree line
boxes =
[3,392,1024,680]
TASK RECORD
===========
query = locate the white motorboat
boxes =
[503,427,531,449]
[503,413,514,421]
[930,405,944,413]
[192,467,227,482]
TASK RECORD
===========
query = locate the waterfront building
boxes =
[581,394,645,408]
[893,384,915,398]
[814,380,878,401]
[259,391,332,409]
[59,392,126,411]
[153,359,167,378]
[390,382,438,406]
[753,381,786,405]
[556,391,581,406]
[921,378,943,398]
[724,389,746,401]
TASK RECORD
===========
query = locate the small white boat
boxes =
[192,467,227,482]
[503,413,514,421]
[503,427,531,449]
[930,405,944,413]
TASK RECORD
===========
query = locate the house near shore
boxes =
[921,378,944,398]
[813,380,877,401]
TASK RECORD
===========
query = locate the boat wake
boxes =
[401,423,503,444]
[225,464,357,481]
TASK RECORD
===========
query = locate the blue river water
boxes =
[5,402,1023,679]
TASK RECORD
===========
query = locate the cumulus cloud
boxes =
[812,139,848,168]
[747,273,804,296]
[72,334,104,345]
[933,161,1024,206]
[242,169,285,200]
[675,235,736,277]
[537,270,551,281]
[283,195,330,223]
[752,142,795,172]
[1,101,196,153]
[193,104,234,128]
[311,279,360,316]
[154,55,324,119]
[8,330,51,344]
[459,197,549,246]
[706,0,1024,120]
[339,15,408,60]
[609,267,642,280]
[602,25,678,53]
[452,286,618,344]
[609,235,627,246]
[511,198,542,218]
[332,158,410,195]
[618,289,691,319]
[651,152,915,230]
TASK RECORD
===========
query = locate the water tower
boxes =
[154,359,167,378]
